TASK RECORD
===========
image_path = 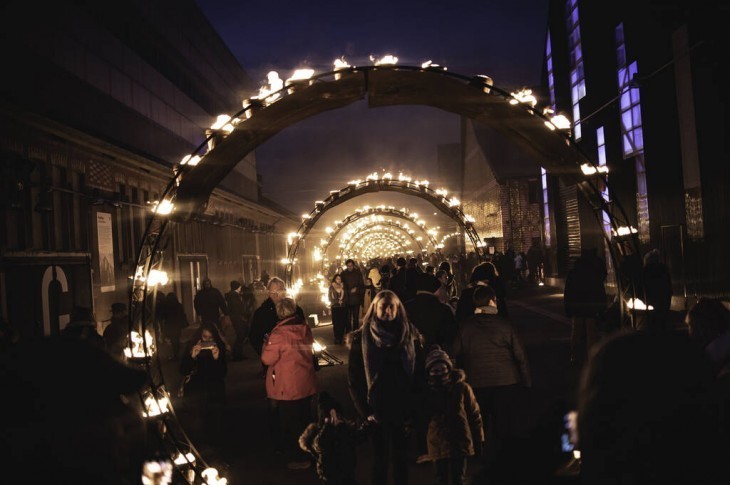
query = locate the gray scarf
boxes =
[361,316,418,399]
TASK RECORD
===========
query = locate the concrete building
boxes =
[0,0,297,337]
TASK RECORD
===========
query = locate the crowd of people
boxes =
[2,248,730,484]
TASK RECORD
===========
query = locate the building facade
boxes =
[0,0,297,337]
[541,0,729,301]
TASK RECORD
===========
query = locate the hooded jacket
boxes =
[425,369,484,460]
[451,310,531,388]
[261,315,317,400]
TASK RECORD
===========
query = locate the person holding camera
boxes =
[179,322,228,439]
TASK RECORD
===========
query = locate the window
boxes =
[616,22,650,243]
[596,127,611,237]
[566,0,586,140]
[541,167,551,247]
[546,30,556,110]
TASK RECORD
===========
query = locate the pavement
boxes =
[159,284,688,484]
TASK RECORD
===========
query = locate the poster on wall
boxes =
[96,212,115,292]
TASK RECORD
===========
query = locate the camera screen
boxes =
[561,411,578,453]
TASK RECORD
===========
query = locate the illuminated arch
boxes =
[130,64,641,478]
[340,232,413,262]
[336,223,424,259]
[317,206,439,256]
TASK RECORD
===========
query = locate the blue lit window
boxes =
[616,22,650,243]
[566,0,586,140]
[541,167,551,247]
[546,30,556,110]
[597,127,611,237]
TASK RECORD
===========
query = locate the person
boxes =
[404,258,420,301]
[253,280,268,309]
[368,263,382,289]
[362,277,376,320]
[451,285,531,474]
[685,298,730,371]
[299,391,369,485]
[179,322,227,421]
[578,330,726,485]
[563,248,607,367]
[405,273,457,349]
[261,296,318,469]
[515,251,526,283]
[225,280,248,360]
[437,261,455,298]
[389,257,408,303]
[249,277,305,357]
[329,274,348,344]
[104,302,129,360]
[347,290,426,485]
[62,306,105,350]
[379,264,392,292]
[641,249,673,332]
[423,345,484,485]
[0,337,148,483]
[526,242,545,285]
[425,265,435,276]
[341,259,365,333]
[163,292,188,361]
[194,278,228,325]
[455,262,507,325]
[434,270,452,307]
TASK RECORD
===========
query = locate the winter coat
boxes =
[455,278,508,324]
[451,311,531,389]
[340,268,365,306]
[405,293,457,348]
[300,420,368,484]
[163,299,188,334]
[643,262,672,314]
[194,287,228,324]
[225,290,246,325]
[347,325,425,421]
[261,315,318,401]
[249,298,305,355]
[425,370,484,460]
[179,340,227,408]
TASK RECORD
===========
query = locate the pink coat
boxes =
[261,316,318,400]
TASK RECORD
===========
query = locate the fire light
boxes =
[201,468,228,485]
[371,54,398,66]
[143,390,171,417]
[581,163,610,176]
[210,114,234,133]
[142,460,173,485]
[626,298,654,311]
[152,199,175,215]
[509,88,538,108]
[612,225,638,237]
[180,154,202,166]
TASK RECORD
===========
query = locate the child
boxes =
[299,392,368,485]
[424,345,484,485]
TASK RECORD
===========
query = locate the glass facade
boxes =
[566,0,586,140]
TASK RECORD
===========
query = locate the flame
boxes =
[173,453,196,466]
[210,114,234,133]
[143,392,170,417]
[333,57,350,70]
[509,88,537,107]
[152,199,174,215]
[286,69,315,85]
[626,297,654,311]
[371,54,398,66]
[549,114,571,130]
[253,71,284,105]
[180,154,201,166]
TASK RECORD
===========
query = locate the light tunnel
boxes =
[129,64,642,479]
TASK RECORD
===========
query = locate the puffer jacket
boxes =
[451,311,531,388]
[425,370,484,460]
[261,315,317,400]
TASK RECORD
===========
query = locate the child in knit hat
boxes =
[299,391,370,484]
[423,345,484,485]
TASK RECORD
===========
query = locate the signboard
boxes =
[96,212,115,292]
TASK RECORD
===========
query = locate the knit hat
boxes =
[316,391,343,422]
[230,280,242,291]
[425,345,453,372]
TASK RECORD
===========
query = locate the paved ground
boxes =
[160,284,685,484]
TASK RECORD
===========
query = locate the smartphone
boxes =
[561,411,578,453]
[199,342,217,350]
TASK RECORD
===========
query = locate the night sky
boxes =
[197,0,549,240]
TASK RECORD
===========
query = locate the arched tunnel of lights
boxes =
[127,60,643,483]
[305,206,442,270]
[338,222,426,258]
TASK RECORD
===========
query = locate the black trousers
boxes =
[473,385,523,468]
[331,306,348,343]
[267,397,312,461]
[346,304,361,332]
[371,420,409,485]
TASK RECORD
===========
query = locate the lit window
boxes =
[546,30,556,110]
[597,127,611,237]
[566,0,586,140]
[541,167,552,247]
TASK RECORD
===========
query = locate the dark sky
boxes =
[197,0,549,235]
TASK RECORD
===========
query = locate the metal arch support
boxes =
[335,223,426,259]
[130,64,644,478]
[285,178,485,284]
[320,207,439,253]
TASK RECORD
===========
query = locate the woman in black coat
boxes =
[180,322,227,420]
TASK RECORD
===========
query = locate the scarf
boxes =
[475,306,499,315]
[331,281,344,293]
[361,316,417,397]
[427,371,453,389]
